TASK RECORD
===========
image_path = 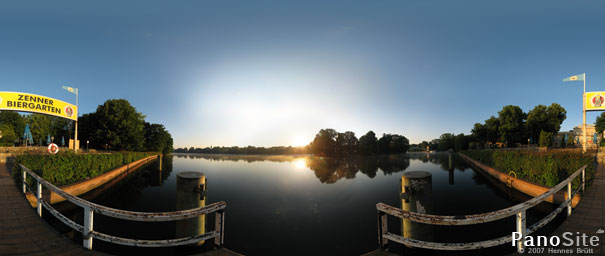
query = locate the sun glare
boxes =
[292,135,307,147]
[293,158,307,169]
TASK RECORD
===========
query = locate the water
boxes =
[47,152,566,255]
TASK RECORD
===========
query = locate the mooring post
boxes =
[516,210,526,253]
[36,181,42,217]
[176,171,206,245]
[22,170,26,193]
[401,171,433,244]
[567,181,572,216]
[159,155,163,171]
[83,206,94,249]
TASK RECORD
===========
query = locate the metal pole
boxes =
[74,91,78,153]
[583,73,586,153]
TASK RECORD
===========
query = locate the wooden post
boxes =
[176,171,206,245]
[582,167,585,192]
[36,181,42,217]
[567,182,572,216]
[516,211,526,253]
[215,209,225,247]
[83,206,94,249]
[377,211,388,249]
[22,170,26,193]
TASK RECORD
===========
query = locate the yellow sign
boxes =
[0,91,77,121]
[586,92,605,111]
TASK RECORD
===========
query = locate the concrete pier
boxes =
[400,171,433,243]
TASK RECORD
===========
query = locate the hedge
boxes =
[463,149,594,190]
[15,151,157,186]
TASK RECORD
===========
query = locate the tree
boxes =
[25,114,51,145]
[526,103,567,141]
[498,105,526,147]
[93,99,146,151]
[438,133,456,151]
[0,111,25,142]
[0,124,17,146]
[484,116,501,144]
[358,131,377,155]
[335,131,358,155]
[471,123,487,147]
[377,134,410,154]
[596,112,605,137]
[144,122,174,154]
[310,129,338,156]
[453,133,472,151]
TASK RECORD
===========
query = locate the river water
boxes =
[48,152,566,255]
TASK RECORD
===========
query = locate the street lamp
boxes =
[87,140,89,151]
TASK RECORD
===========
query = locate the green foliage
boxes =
[595,112,605,136]
[539,130,553,147]
[526,104,567,140]
[498,105,526,147]
[0,124,17,146]
[0,111,25,143]
[144,123,174,155]
[438,133,455,151]
[14,151,157,186]
[308,129,409,156]
[93,99,146,151]
[464,150,594,189]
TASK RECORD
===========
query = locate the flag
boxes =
[562,73,585,82]
[62,85,78,95]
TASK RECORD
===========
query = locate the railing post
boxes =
[83,206,94,250]
[214,209,225,247]
[22,170,26,193]
[516,210,526,253]
[567,181,572,216]
[36,181,42,217]
[582,167,585,192]
[377,210,388,249]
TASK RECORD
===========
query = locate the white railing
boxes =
[19,163,226,250]
[376,165,587,253]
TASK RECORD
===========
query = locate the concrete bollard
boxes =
[401,171,433,244]
[448,152,454,185]
[176,171,206,245]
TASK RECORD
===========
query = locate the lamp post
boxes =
[87,140,89,152]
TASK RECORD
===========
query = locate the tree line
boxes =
[414,103,568,151]
[309,129,409,156]
[0,99,173,154]
[174,146,306,155]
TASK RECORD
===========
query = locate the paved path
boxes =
[548,163,605,255]
[0,162,242,256]
[0,163,106,256]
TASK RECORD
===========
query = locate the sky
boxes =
[1,1,605,148]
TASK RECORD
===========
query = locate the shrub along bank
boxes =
[463,150,594,190]
[15,151,157,186]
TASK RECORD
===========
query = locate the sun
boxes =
[293,158,307,169]
[291,135,308,147]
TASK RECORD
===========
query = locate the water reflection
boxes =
[175,153,412,183]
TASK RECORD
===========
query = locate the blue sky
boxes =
[1,1,604,148]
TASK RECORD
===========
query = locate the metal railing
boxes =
[376,165,587,253]
[19,163,226,250]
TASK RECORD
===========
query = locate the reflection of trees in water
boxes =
[174,153,300,163]
[174,153,411,184]
[407,152,467,171]
[306,155,410,184]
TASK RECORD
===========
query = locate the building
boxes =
[566,124,601,149]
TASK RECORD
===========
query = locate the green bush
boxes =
[464,149,594,190]
[14,151,157,186]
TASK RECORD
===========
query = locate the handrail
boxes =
[376,164,587,253]
[19,157,226,250]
